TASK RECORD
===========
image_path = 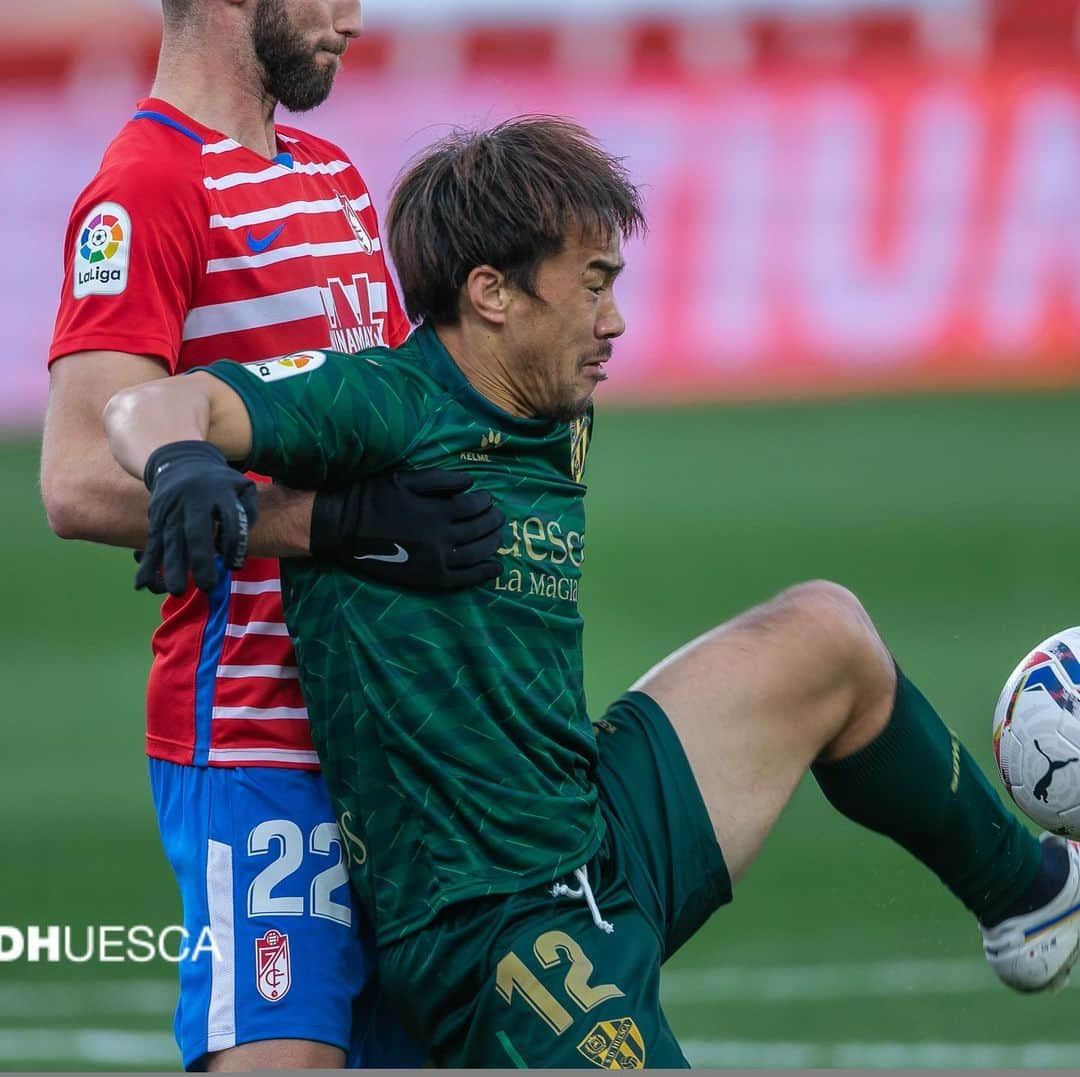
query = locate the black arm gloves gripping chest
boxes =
[136,441,505,596]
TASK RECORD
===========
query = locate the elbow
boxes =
[102,387,151,483]
[40,469,88,541]
[102,388,134,452]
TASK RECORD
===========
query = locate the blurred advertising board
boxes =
[7,59,1080,422]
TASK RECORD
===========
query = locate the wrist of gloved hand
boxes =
[143,440,233,492]
[136,440,258,596]
[310,485,354,562]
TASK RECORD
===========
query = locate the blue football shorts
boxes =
[149,759,421,1070]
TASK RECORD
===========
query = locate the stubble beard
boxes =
[538,346,611,423]
[252,0,338,113]
[541,390,592,424]
[538,370,597,424]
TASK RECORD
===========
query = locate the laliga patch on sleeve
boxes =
[242,351,327,382]
[73,202,132,299]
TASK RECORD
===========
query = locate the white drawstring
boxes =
[550,865,614,933]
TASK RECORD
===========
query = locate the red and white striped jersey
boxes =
[50,97,410,769]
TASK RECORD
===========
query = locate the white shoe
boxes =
[981,835,1080,993]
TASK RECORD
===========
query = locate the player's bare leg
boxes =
[206,1039,344,1071]
[631,580,893,882]
[632,579,1080,989]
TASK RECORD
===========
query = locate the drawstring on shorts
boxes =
[550,864,614,933]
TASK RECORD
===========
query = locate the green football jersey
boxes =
[206,325,603,943]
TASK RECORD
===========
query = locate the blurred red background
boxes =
[6,0,1080,421]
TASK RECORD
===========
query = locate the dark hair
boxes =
[387,116,646,325]
[161,0,196,27]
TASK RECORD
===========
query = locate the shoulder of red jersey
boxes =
[51,110,211,367]
[63,109,211,291]
[69,110,210,240]
[96,110,209,191]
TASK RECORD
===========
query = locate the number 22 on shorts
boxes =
[495,930,624,1034]
[247,819,352,925]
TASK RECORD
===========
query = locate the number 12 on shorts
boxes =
[495,930,624,1035]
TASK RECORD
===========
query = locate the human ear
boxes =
[463,265,509,327]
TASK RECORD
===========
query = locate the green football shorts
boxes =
[379,690,732,1068]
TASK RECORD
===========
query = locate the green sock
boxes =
[812,668,1041,925]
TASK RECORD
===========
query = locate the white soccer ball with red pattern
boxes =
[993,627,1080,837]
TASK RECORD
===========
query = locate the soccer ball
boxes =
[993,627,1080,836]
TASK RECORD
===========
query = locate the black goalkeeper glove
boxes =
[310,469,505,591]
[136,440,258,596]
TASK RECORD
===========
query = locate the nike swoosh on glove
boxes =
[310,469,506,591]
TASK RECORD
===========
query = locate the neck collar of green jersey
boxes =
[414,322,559,435]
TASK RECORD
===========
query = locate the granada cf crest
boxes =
[336,191,374,255]
[570,415,590,483]
[577,1017,645,1069]
[255,929,291,1002]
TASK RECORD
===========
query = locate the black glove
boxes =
[311,469,505,591]
[136,440,258,596]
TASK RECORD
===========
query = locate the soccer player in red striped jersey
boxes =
[41,0,501,1069]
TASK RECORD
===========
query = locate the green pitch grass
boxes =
[3,390,1080,1068]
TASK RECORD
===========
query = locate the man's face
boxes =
[505,233,627,423]
[251,0,359,112]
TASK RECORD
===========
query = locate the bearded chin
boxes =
[266,60,335,113]
[252,0,337,112]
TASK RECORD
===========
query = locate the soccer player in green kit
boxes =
[106,117,1080,1068]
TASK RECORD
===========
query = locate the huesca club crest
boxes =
[570,415,590,483]
[577,1017,645,1069]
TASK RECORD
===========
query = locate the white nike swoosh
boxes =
[353,544,409,564]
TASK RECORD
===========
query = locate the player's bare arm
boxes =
[105,369,253,479]
[105,372,264,595]
[44,352,311,556]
